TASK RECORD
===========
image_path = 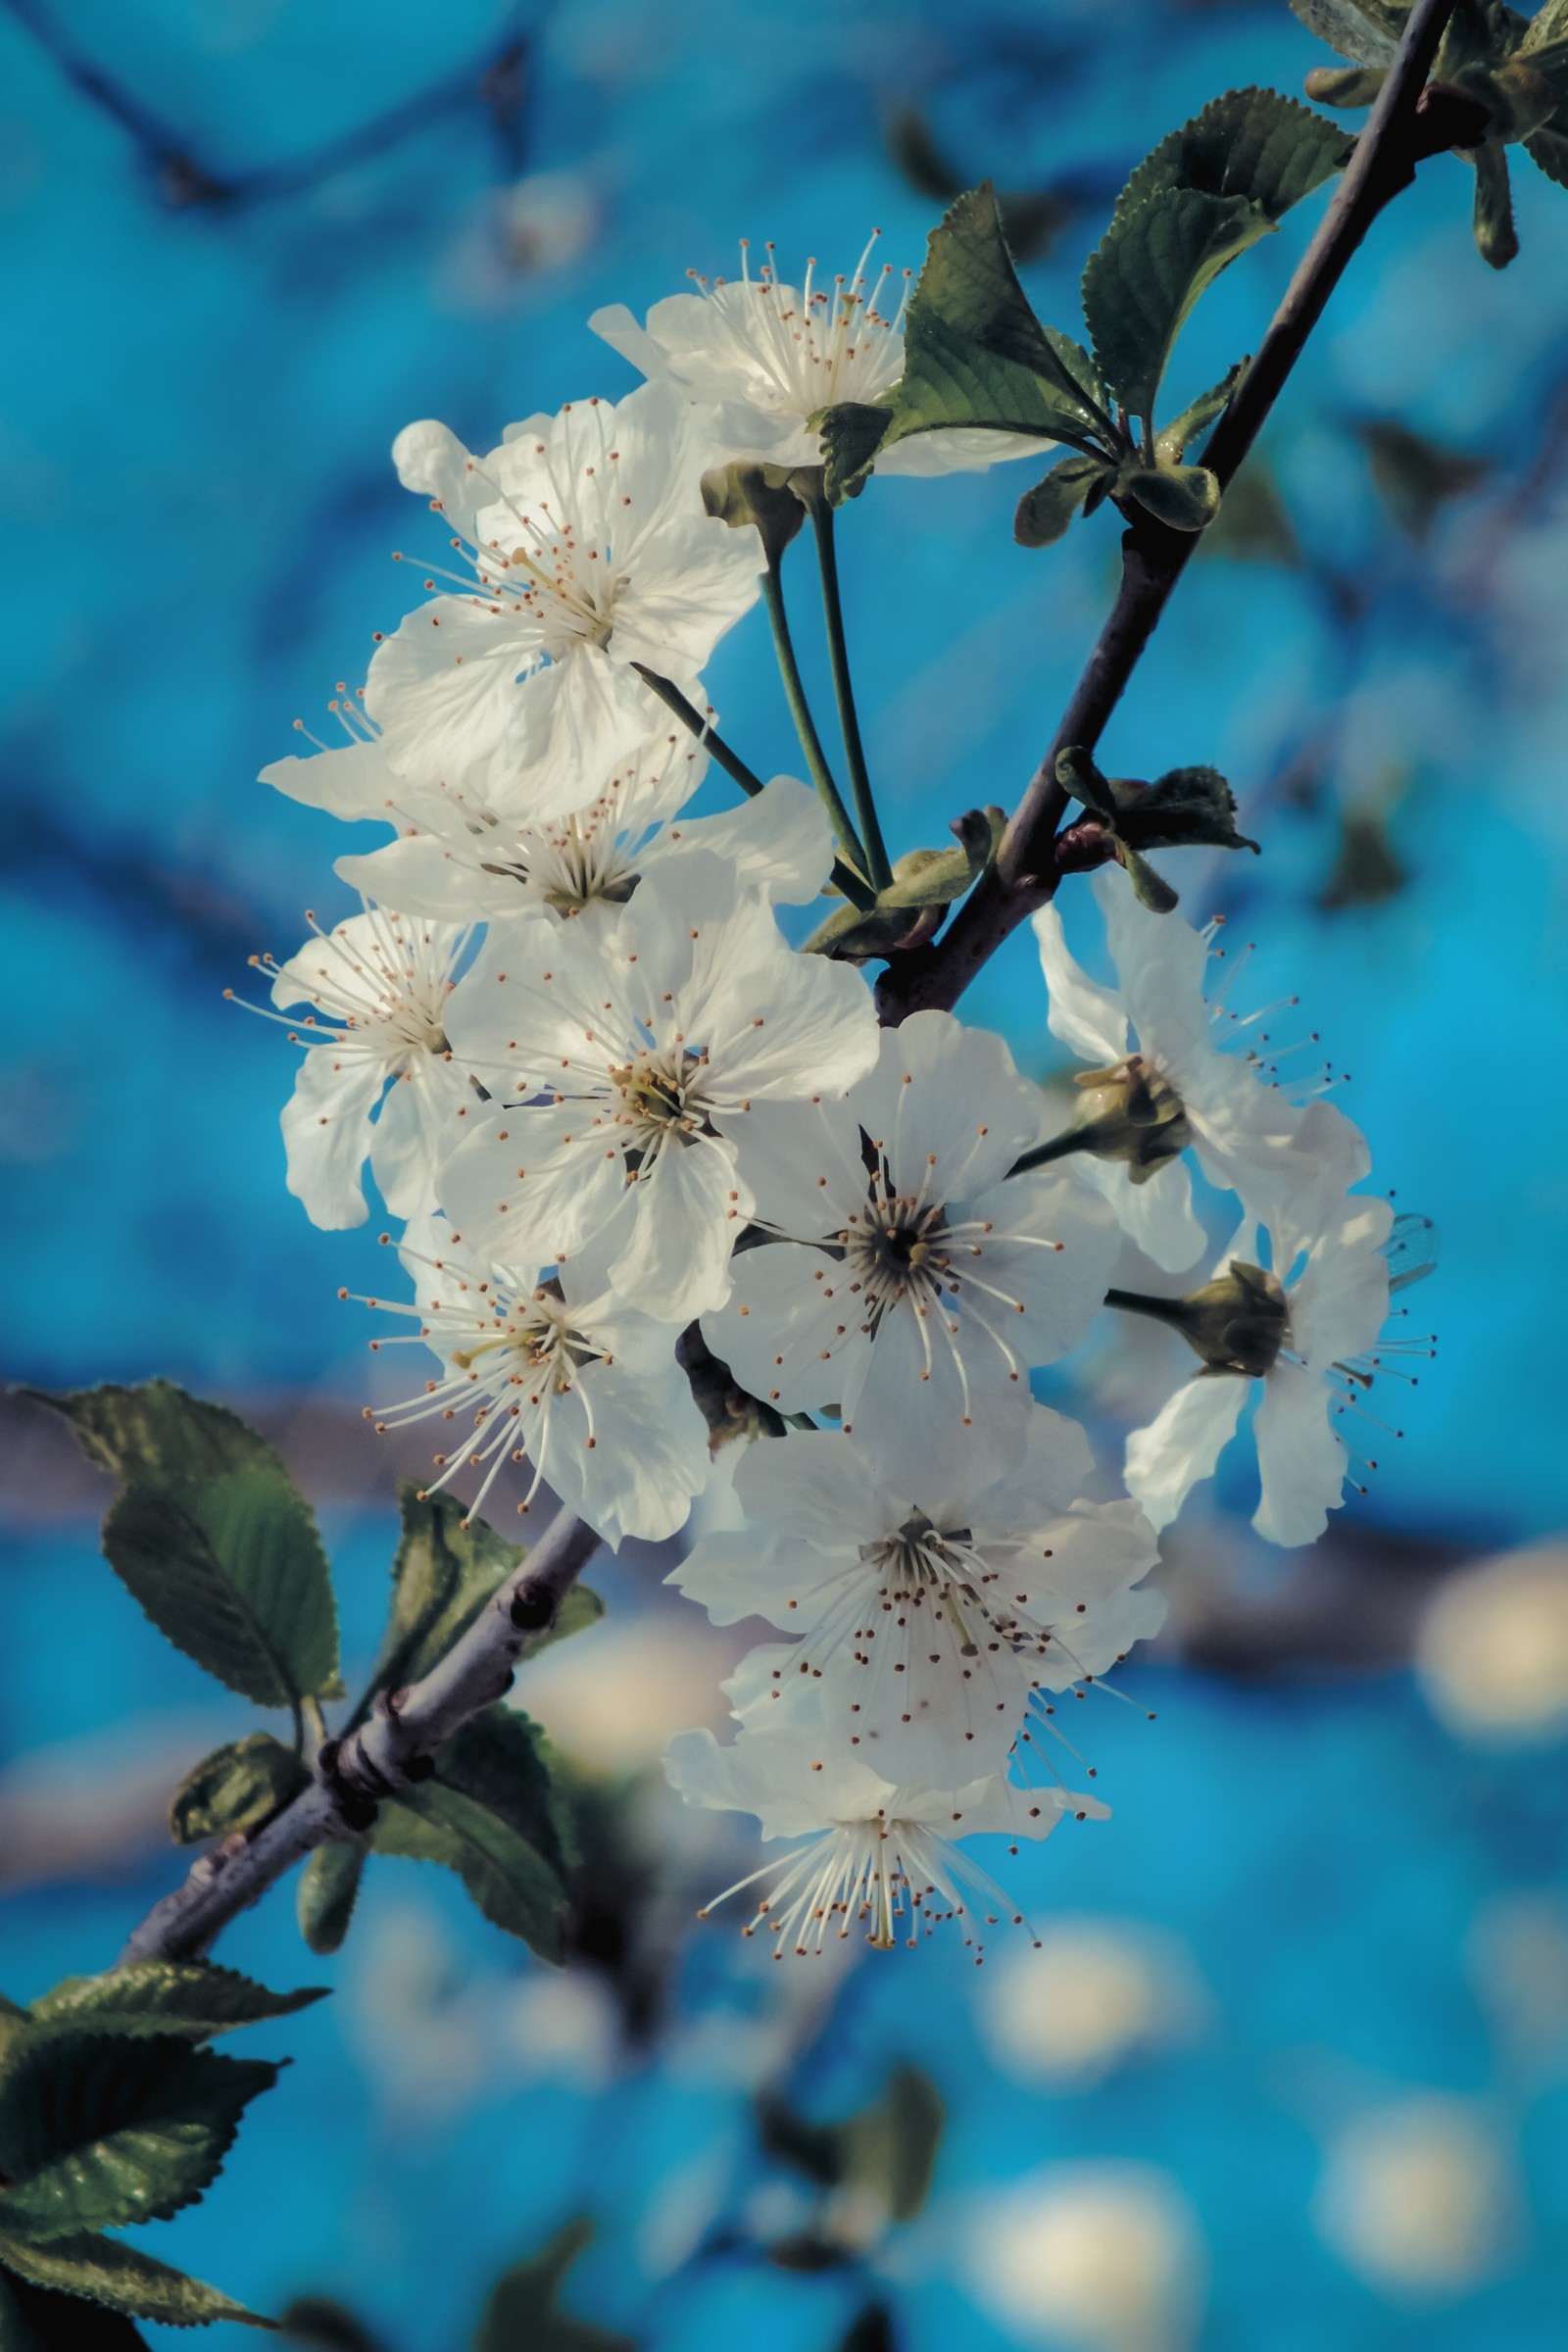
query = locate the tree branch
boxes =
[118,1508,602,1966]
[875,0,1484,1024]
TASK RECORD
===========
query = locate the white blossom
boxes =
[671,1412,1162,1782]
[1123,1197,1433,1546]
[700,1010,1118,1440]
[358,1214,709,1547]
[665,1725,1104,1958]
[1033,873,1370,1270]
[244,906,472,1231]
[438,847,879,1324]
[591,234,1043,476]
[369,386,763,820]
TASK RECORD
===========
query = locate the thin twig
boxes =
[118,1508,601,1966]
[875,0,1482,1024]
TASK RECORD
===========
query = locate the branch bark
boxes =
[876,0,1482,1024]
[118,1508,602,1966]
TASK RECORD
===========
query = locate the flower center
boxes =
[608,1046,710,1152]
[844,1193,954,1327]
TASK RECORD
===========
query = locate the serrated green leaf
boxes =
[1119,462,1223,530]
[0,2231,270,2329]
[1014,452,1112,546]
[170,1736,311,1845]
[1156,362,1245,462]
[296,1842,368,1958]
[30,1965,326,2043]
[24,1383,282,1488]
[1114,88,1351,229]
[374,1718,568,1962]
[1523,0,1568,53]
[365,1485,523,1709]
[1114,765,1260,856]
[1084,186,1276,423]
[0,2033,277,2241]
[472,2220,631,2352]
[842,2063,945,2225]
[0,2266,151,2350]
[102,1468,339,1710]
[818,403,892,502]
[1288,0,1405,67]
[431,1708,576,1883]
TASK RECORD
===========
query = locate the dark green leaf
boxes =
[1155,362,1245,462]
[1014,453,1112,546]
[296,1842,368,1959]
[1471,139,1521,265]
[1288,0,1405,67]
[1115,765,1260,857]
[818,404,892,502]
[0,2268,151,2350]
[431,1708,576,1884]
[102,1468,339,1710]
[24,1383,281,1488]
[1119,462,1223,530]
[374,1716,569,1962]
[1083,186,1276,423]
[170,1736,311,1845]
[0,2231,269,2329]
[278,2298,386,2352]
[366,1485,522,1708]
[472,2219,632,2352]
[29,1966,325,2043]
[0,2033,276,2241]
[842,2063,945,2225]
[1357,420,1492,539]
[1114,87,1351,228]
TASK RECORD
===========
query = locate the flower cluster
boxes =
[255,241,1429,1958]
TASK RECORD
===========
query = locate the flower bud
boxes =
[1070,1054,1193,1183]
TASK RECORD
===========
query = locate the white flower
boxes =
[699,1011,1118,1439]
[244,906,472,1231]
[358,1214,710,1547]
[1033,873,1370,1271]
[591,234,1043,476]
[664,1725,1104,1958]
[368,385,763,820]
[671,1411,1162,1783]
[438,848,879,1324]
[1122,1198,1434,1546]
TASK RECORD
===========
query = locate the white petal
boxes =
[702,1241,873,1419]
[1124,1375,1247,1532]
[1032,904,1129,1064]
[280,1048,383,1230]
[260,738,397,824]
[609,1133,742,1322]
[656,775,833,903]
[367,598,540,798]
[1079,1151,1206,1275]
[550,1351,709,1545]
[1252,1360,1347,1547]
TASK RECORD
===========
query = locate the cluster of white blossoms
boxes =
[254,240,1431,1959]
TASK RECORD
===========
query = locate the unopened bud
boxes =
[1173,1260,1289,1377]
[1070,1054,1193,1181]
[1304,64,1387,109]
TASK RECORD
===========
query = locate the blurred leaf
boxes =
[1083,187,1275,424]
[1119,461,1223,530]
[1156,362,1245,462]
[0,2231,268,2329]
[102,1468,340,1710]
[842,2063,945,2225]
[29,1965,325,2042]
[1356,419,1492,538]
[170,1735,311,1845]
[0,2268,152,2349]
[838,2305,897,2352]
[24,1382,281,1487]
[884,108,1069,258]
[757,2092,845,2187]
[1288,0,1404,67]
[472,2218,632,2352]
[0,2033,276,2241]
[296,1842,368,1958]
[765,2236,851,2273]
[1014,452,1113,545]
[1199,463,1302,564]
[278,2298,386,2352]
[1318,805,1407,907]
[1115,86,1351,226]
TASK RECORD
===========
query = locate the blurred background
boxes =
[3,0,1568,2343]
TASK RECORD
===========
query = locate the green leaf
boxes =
[1524,116,1568,182]
[29,1966,326,2044]
[1156,362,1245,462]
[0,2231,270,2329]
[277,2299,385,2352]
[1469,137,1521,263]
[1522,0,1568,54]
[366,1485,522,1706]
[24,1382,282,1488]
[170,1736,312,1845]
[1014,452,1113,546]
[1288,0,1405,67]
[373,1714,570,1960]
[1119,462,1223,530]
[0,2267,152,2349]
[472,2219,631,2352]
[1114,87,1351,227]
[1054,745,1118,817]
[818,403,892,502]
[805,810,1003,959]
[0,2033,277,2242]
[102,1467,339,1710]
[296,1842,368,1959]
[842,2063,945,2225]
[1083,186,1276,423]
[1114,765,1260,857]
[1114,842,1182,913]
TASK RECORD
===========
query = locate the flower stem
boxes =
[631,662,875,909]
[1009,1127,1092,1177]
[761,559,869,881]
[807,493,893,892]
[1102,1286,1192,1331]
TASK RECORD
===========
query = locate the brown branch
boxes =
[118,1508,601,1966]
[875,0,1485,1024]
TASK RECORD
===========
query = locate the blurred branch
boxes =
[876,0,1483,1022]
[0,0,538,209]
[119,1506,600,1964]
